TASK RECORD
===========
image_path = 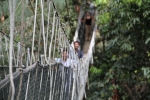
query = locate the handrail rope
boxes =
[8,0,16,99]
[51,0,68,38]
[1,21,28,68]
[0,31,18,43]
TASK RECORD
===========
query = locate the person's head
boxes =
[74,41,80,50]
[86,1,91,6]
[86,11,91,16]
[62,48,69,61]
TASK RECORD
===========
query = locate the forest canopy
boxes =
[88,0,150,100]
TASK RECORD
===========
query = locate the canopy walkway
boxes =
[0,0,96,100]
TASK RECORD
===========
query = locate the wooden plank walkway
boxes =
[83,40,91,56]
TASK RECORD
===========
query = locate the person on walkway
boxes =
[74,41,83,58]
[61,48,72,67]
[87,1,95,16]
[83,11,93,41]
[60,48,74,100]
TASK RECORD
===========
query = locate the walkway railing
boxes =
[75,9,97,99]
[0,0,96,100]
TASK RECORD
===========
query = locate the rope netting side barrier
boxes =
[0,63,76,100]
[0,0,97,100]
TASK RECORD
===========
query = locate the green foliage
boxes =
[97,12,110,24]
[90,66,102,74]
[95,0,109,5]
[87,0,150,99]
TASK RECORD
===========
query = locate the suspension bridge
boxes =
[0,0,96,100]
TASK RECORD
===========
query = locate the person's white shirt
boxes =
[55,58,77,69]
[62,58,72,67]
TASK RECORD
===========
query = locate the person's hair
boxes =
[86,11,91,16]
[63,48,69,53]
[74,41,80,45]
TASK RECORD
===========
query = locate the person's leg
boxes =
[85,25,89,40]
[88,25,91,40]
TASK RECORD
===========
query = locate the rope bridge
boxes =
[0,0,96,100]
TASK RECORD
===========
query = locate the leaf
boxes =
[90,66,102,74]
[121,42,132,51]
[145,37,150,44]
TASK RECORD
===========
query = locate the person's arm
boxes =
[80,51,84,58]
[82,16,86,23]
[92,16,94,22]
[81,19,84,22]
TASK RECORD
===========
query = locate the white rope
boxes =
[46,0,51,51]
[41,0,49,64]
[0,34,2,54]
[4,36,9,58]
[71,69,76,100]
[1,1,96,100]
[1,50,4,66]
[43,63,51,100]
[58,21,62,48]
[8,0,16,99]
[4,35,8,51]
[26,48,31,67]
[24,72,30,100]
[0,34,4,66]
[52,18,59,58]
[49,17,59,98]
[60,67,65,100]
[16,42,20,66]
[51,66,58,100]
[26,0,28,4]
[48,11,56,63]
[12,46,16,66]
[31,0,38,65]
[49,65,54,100]
[38,67,43,100]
